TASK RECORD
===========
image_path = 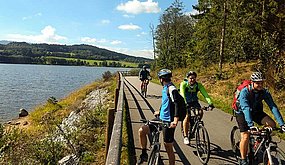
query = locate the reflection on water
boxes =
[0,64,130,122]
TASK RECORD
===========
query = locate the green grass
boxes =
[45,56,138,67]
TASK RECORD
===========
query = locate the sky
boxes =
[0,0,198,59]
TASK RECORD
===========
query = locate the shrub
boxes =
[102,71,113,81]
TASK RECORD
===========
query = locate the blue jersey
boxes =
[160,83,176,122]
[237,85,284,127]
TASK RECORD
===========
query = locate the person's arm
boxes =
[169,86,179,127]
[239,88,254,127]
[263,89,285,126]
[180,81,187,102]
[197,83,213,105]
[139,70,142,79]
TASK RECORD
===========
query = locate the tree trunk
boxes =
[219,2,227,79]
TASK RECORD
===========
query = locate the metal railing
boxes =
[105,72,124,165]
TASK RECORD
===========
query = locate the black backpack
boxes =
[167,84,187,121]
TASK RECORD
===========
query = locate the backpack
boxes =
[167,84,187,121]
[231,80,252,112]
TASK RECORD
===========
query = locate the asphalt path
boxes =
[123,76,285,165]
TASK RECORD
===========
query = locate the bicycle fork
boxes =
[265,143,274,165]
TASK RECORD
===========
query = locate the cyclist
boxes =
[180,71,215,145]
[235,72,285,165]
[139,65,151,94]
[137,69,179,165]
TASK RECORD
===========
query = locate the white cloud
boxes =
[101,19,110,24]
[81,37,121,45]
[118,23,141,30]
[111,40,122,45]
[81,37,107,44]
[185,9,200,16]
[22,12,42,21]
[117,0,160,14]
[123,14,135,18]
[6,25,67,44]
[137,32,147,37]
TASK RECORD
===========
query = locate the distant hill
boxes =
[0,41,152,67]
[0,40,11,45]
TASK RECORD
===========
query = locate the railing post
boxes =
[105,108,115,160]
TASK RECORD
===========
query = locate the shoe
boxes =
[184,137,190,145]
[137,153,148,164]
[239,159,248,165]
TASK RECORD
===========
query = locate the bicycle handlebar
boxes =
[140,119,163,125]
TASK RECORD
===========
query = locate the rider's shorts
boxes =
[236,111,269,132]
[162,125,175,143]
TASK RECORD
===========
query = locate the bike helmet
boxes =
[250,72,264,82]
[186,71,197,78]
[143,65,146,69]
[158,69,172,79]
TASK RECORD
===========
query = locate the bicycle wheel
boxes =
[263,147,285,165]
[195,124,210,164]
[230,126,241,161]
[148,144,160,165]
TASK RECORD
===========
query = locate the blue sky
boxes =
[0,0,198,59]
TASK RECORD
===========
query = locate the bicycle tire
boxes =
[263,146,285,165]
[148,144,160,165]
[230,126,241,161]
[195,124,210,164]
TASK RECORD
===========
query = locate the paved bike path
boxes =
[124,76,285,165]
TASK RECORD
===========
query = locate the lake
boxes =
[0,64,130,122]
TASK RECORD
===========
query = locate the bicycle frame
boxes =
[188,107,204,138]
[249,129,281,165]
[231,126,285,165]
[141,119,163,165]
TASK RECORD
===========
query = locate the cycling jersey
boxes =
[160,83,179,122]
[237,84,285,127]
[139,69,150,80]
[179,79,213,105]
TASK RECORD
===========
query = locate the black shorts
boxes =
[236,111,268,132]
[162,123,175,143]
[148,120,175,143]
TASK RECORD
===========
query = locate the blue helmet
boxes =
[158,69,172,79]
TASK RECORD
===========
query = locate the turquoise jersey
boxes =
[160,83,176,122]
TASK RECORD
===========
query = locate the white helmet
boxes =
[250,72,264,82]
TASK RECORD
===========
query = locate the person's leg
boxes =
[138,125,150,163]
[182,114,190,144]
[140,80,143,92]
[164,142,175,165]
[163,126,176,165]
[236,113,250,165]
[240,132,250,160]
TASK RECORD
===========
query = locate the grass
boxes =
[45,56,139,68]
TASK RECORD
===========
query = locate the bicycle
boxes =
[140,118,169,165]
[141,79,149,98]
[182,106,211,164]
[230,126,285,165]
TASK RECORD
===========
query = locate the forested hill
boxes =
[0,41,152,67]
